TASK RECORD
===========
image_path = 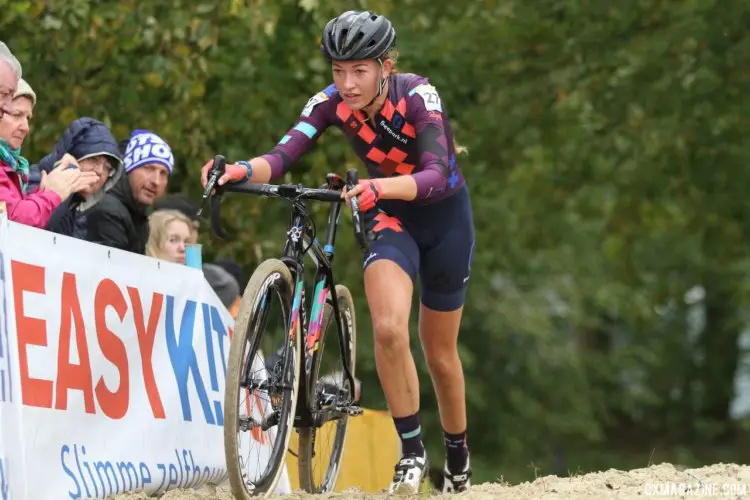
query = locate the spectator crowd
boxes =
[0,41,243,314]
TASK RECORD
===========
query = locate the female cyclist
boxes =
[201,10,474,495]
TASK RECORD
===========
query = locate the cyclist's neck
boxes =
[363,77,390,122]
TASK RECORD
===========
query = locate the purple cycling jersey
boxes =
[259,73,466,204]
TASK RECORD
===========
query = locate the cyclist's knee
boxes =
[372,312,409,350]
[424,338,461,373]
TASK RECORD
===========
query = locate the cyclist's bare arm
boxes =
[201,90,333,189]
[231,157,273,184]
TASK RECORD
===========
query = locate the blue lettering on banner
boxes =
[0,243,12,404]
[162,294,233,426]
[210,306,228,380]
[1,456,9,500]
[202,304,218,393]
[60,443,227,498]
[165,296,215,425]
[203,304,229,426]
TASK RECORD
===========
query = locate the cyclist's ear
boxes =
[382,58,394,76]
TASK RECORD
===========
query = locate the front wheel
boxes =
[224,259,302,498]
[297,284,358,493]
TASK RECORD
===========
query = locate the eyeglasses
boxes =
[80,156,116,178]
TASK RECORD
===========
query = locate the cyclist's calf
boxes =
[364,259,420,416]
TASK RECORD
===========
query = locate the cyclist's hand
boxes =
[343,179,381,211]
[200,159,250,188]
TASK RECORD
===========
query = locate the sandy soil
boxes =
[110,462,750,499]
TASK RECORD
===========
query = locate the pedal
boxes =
[342,403,363,417]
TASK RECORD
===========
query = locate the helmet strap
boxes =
[364,58,387,110]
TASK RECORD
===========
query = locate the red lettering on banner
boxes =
[128,287,166,419]
[11,261,53,408]
[55,273,95,413]
[94,279,129,419]
[11,261,233,423]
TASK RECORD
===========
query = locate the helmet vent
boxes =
[320,10,395,61]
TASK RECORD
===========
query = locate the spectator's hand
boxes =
[59,153,79,168]
[39,153,80,191]
[42,160,99,201]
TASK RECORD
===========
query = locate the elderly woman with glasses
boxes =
[28,116,124,239]
[0,76,100,228]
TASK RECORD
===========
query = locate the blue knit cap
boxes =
[123,129,174,174]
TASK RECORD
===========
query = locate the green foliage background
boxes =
[4,0,750,482]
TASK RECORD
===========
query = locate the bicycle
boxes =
[199,155,369,498]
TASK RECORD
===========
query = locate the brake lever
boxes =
[346,169,369,252]
[326,172,346,191]
[196,155,231,240]
[197,154,226,217]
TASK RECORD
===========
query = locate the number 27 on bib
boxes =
[413,84,443,113]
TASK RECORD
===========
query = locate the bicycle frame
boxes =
[202,154,366,430]
[279,182,358,428]
[198,155,368,427]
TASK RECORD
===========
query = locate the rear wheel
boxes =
[297,284,358,493]
[224,259,302,498]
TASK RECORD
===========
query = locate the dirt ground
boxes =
[111,462,750,499]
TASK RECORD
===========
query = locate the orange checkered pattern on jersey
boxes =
[381,98,416,138]
[336,102,376,144]
[337,101,416,176]
[366,147,415,175]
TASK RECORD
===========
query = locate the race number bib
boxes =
[301,91,329,117]
[413,84,443,113]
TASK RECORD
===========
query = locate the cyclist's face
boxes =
[332,59,391,110]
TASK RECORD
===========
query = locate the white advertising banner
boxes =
[0,214,290,499]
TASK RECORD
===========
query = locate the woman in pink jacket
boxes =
[0,78,98,228]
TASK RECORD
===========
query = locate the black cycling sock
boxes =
[444,430,469,473]
[393,413,425,457]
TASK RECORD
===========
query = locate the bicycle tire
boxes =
[297,284,357,493]
[224,259,301,498]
